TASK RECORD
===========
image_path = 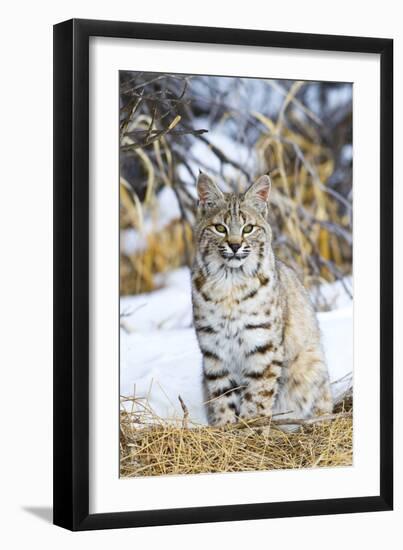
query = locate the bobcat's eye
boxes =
[243,224,254,234]
[214,224,226,234]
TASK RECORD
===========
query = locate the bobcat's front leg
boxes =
[240,354,283,419]
[203,352,241,426]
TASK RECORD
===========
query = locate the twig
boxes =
[273,411,351,426]
[266,80,323,126]
[222,411,352,431]
[281,137,352,216]
[121,74,184,94]
[144,105,157,142]
[121,115,182,150]
[331,372,353,386]
[178,395,189,429]
[317,257,353,299]
[194,133,250,178]
[124,127,208,141]
[170,180,192,266]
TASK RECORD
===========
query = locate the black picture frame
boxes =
[53,18,393,531]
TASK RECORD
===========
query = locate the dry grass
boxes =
[120,396,352,478]
[120,218,192,295]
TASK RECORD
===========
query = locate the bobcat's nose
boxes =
[228,242,241,254]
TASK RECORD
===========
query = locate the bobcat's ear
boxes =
[196,172,224,208]
[244,175,271,211]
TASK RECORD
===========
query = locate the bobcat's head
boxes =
[195,173,272,271]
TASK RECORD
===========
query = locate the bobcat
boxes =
[191,173,333,427]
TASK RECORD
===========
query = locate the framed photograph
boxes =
[53,19,393,531]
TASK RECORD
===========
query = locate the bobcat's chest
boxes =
[202,291,275,346]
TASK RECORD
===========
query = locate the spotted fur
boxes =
[191,173,333,427]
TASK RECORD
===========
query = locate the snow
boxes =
[120,327,206,424]
[120,186,182,256]
[120,267,353,425]
[311,276,353,311]
[318,306,353,399]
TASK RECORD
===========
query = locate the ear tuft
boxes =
[196,173,224,207]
